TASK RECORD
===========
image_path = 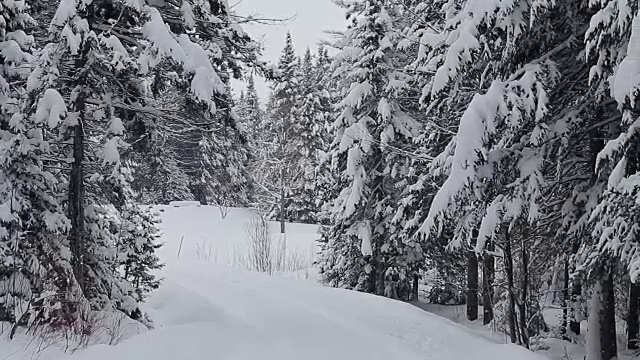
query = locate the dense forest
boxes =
[4,0,640,359]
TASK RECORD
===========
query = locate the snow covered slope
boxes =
[69,259,547,360]
[3,205,548,360]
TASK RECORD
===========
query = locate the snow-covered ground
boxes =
[155,205,319,273]
[415,293,640,360]
[1,204,548,360]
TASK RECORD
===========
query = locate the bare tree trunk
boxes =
[519,235,530,348]
[411,272,419,302]
[467,249,479,321]
[69,123,86,289]
[551,255,561,303]
[69,46,89,294]
[504,228,517,343]
[363,255,376,294]
[279,168,285,235]
[629,282,640,349]
[569,270,582,335]
[376,264,385,296]
[562,257,570,339]
[600,271,618,360]
[482,243,494,325]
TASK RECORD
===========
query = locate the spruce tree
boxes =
[257,32,303,232]
[14,0,261,324]
[288,48,329,224]
[0,2,77,325]
[320,1,421,295]
[243,76,263,137]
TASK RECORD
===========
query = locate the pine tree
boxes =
[0,0,80,327]
[130,144,194,205]
[14,0,261,325]
[237,75,265,210]
[242,76,263,137]
[320,1,421,296]
[118,202,163,304]
[408,0,623,352]
[314,44,339,226]
[257,32,305,232]
[288,48,330,224]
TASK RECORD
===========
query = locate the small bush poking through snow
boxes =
[195,240,216,263]
[245,213,274,274]
[242,212,312,275]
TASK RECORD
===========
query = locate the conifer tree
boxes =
[313,44,339,226]
[257,33,303,233]
[0,1,77,325]
[9,0,262,325]
[242,76,263,137]
[288,48,328,224]
[320,1,421,295]
[130,144,194,205]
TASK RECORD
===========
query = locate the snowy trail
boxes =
[147,262,429,360]
[66,257,549,360]
[53,205,551,360]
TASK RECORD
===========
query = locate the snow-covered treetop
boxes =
[330,0,421,223]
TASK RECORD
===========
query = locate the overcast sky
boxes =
[230,0,347,101]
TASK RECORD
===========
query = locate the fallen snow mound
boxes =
[69,260,547,360]
[167,201,202,207]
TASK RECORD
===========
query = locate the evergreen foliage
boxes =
[0,0,263,332]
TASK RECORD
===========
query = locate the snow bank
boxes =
[167,201,202,207]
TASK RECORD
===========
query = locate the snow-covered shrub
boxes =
[195,240,215,263]
[245,213,274,274]
[427,285,466,306]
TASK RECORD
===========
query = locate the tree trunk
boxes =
[279,168,286,235]
[519,235,530,348]
[629,282,640,349]
[482,244,494,325]
[376,265,385,296]
[467,249,479,321]
[364,255,377,294]
[69,48,89,293]
[551,255,561,303]
[600,271,618,360]
[411,272,419,301]
[562,257,570,339]
[69,117,86,291]
[569,271,582,335]
[504,227,517,343]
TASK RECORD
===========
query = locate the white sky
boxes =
[230,0,347,102]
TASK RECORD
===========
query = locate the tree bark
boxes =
[69,121,85,290]
[467,249,479,321]
[279,168,286,235]
[629,282,640,349]
[69,45,90,294]
[376,264,385,296]
[411,272,419,302]
[482,244,494,325]
[562,257,570,339]
[569,270,582,335]
[519,235,530,348]
[364,255,377,294]
[504,227,517,343]
[600,271,617,360]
